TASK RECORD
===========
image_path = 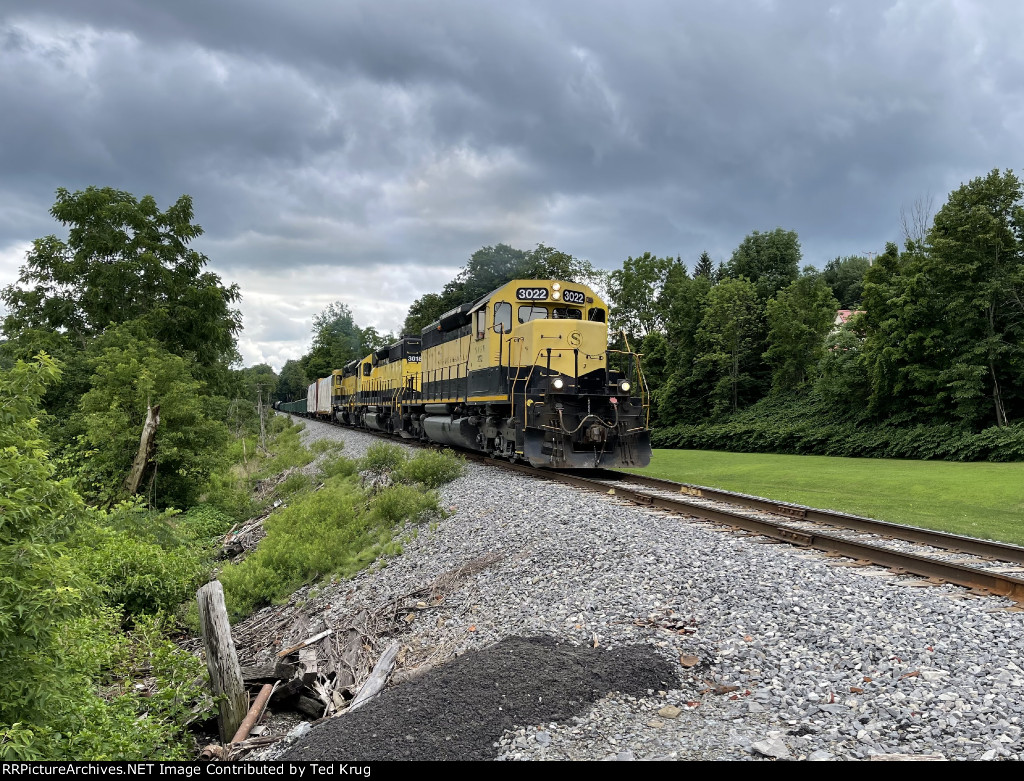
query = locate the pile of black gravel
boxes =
[283,635,679,761]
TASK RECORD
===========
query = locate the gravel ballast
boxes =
[264,416,1024,761]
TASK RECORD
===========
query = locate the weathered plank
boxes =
[348,642,400,713]
[335,610,369,692]
[240,661,298,683]
[298,647,318,685]
[276,629,332,658]
[197,581,247,743]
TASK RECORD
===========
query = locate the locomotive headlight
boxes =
[552,283,561,291]
[618,380,631,393]
[552,291,561,300]
[552,378,565,390]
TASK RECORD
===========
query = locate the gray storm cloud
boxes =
[0,0,1021,366]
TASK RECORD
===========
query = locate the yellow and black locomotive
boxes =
[294,279,651,468]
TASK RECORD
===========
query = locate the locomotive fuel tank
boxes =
[421,415,481,450]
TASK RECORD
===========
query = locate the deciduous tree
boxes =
[927,170,1024,427]
[764,276,839,393]
[275,359,307,402]
[1,187,241,389]
[608,252,680,340]
[822,255,870,308]
[693,278,763,415]
[726,228,801,300]
[67,326,227,508]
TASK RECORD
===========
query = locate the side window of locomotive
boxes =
[552,307,582,320]
[588,307,606,323]
[518,305,548,323]
[363,362,371,377]
[493,301,512,334]
[475,309,486,340]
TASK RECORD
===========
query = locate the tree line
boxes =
[626,170,1024,438]
[277,168,1023,459]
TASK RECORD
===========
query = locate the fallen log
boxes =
[296,694,327,719]
[347,642,400,713]
[269,676,305,702]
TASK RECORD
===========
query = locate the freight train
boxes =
[278,279,651,468]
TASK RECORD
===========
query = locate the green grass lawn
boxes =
[631,449,1024,546]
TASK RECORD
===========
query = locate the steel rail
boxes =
[488,460,1024,603]
[591,469,1024,565]
[285,414,1024,603]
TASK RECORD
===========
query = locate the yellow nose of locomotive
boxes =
[514,319,607,378]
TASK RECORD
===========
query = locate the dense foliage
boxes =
[607,169,1024,460]
[1,186,241,390]
[652,396,1024,461]
[219,440,464,618]
[0,356,211,759]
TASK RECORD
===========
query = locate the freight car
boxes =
[283,278,651,468]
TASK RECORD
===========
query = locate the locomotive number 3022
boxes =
[516,287,549,301]
[562,289,586,305]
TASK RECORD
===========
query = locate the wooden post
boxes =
[197,581,247,743]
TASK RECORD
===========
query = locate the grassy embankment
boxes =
[633,449,1024,546]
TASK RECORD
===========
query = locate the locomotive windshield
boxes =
[551,307,582,319]
[518,305,548,323]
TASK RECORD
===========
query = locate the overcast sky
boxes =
[1,1,1021,369]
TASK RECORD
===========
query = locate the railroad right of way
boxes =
[258,415,1024,761]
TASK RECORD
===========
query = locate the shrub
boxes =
[397,449,465,488]
[651,395,1024,461]
[73,502,208,615]
[360,442,407,474]
[76,530,206,616]
[372,483,440,524]
[50,609,208,760]
[311,438,343,455]
[277,471,312,498]
[219,474,368,617]
[259,423,316,474]
[318,454,358,480]
[220,468,445,619]
[177,504,233,543]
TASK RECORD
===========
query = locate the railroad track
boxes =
[289,413,1024,605]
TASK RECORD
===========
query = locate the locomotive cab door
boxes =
[469,304,489,372]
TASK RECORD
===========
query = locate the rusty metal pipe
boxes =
[230,683,274,745]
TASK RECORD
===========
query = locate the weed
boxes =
[360,442,407,474]
[397,449,465,488]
